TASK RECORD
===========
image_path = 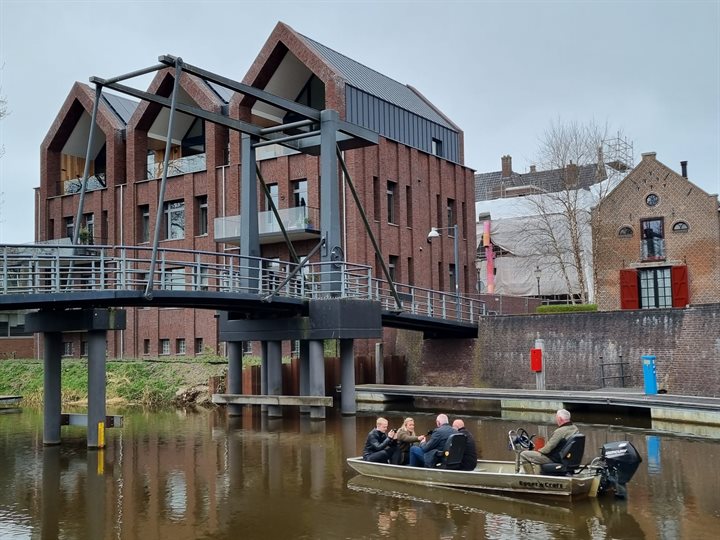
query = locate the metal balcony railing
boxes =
[214,207,320,244]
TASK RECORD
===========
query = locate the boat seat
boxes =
[437,433,466,470]
[540,434,586,476]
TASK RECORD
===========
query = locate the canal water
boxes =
[1,406,719,539]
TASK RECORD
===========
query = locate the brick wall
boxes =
[405,304,720,397]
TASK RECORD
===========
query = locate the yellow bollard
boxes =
[97,449,105,475]
[98,421,105,449]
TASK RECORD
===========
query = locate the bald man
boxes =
[452,419,478,471]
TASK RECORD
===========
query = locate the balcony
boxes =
[59,173,106,195]
[214,206,320,245]
[147,153,206,179]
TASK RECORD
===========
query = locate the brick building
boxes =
[34,22,476,358]
[593,152,720,310]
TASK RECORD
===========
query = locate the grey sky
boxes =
[1,0,718,244]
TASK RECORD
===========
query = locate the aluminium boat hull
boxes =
[346,457,601,499]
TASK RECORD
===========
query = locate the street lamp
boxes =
[427,224,460,300]
[534,265,541,297]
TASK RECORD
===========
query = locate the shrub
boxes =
[536,304,598,314]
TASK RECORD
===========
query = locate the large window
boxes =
[64,217,74,240]
[163,200,185,240]
[388,255,398,282]
[81,213,94,244]
[641,218,664,260]
[266,183,279,211]
[447,199,456,232]
[292,179,308,208]
[639,268,672,309]
[139,205,150,243]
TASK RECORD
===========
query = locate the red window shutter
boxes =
[619,269,639,309]
[671,265,689,307]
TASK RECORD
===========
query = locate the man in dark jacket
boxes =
[452,419,478,471]
[409,413,455,467]
[362,417,398,463]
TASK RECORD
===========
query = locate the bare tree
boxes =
[0,89,7,159]
[517,119,629,304]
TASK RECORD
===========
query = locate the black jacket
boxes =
[457,427,478,471]
[362,429,394,458]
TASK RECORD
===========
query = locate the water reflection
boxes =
[0,408,719,538]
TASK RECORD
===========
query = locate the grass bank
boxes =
[0,356,229,407]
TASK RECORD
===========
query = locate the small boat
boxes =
[347,428,642,500]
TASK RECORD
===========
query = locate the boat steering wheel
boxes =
[514,428,534,449]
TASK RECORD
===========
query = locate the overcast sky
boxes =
[0,0,718,244]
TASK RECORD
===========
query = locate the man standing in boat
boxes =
[362,417,398,463]
[409,413,455,467]
[520,409,578,473]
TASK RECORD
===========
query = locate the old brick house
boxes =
[593,152,720,310]
[33,22,476,359]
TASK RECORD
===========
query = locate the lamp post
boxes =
[534,265,541,298]
[427,224,460,301]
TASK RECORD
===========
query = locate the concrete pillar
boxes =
[87,330,107,448]
[299,340,310,414]
[309,339,325,419]
[266,340,282,418]
[43,332,63,446]
[534,338,546,391]
[227,341,243,416]
[340,339,356,415]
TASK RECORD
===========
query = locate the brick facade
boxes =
[593,152,720,310]
[31,22,476,359]
[406,305,720,397]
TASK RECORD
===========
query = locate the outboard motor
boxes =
[598,441,642,499]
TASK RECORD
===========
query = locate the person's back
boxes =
[452,420,478,471]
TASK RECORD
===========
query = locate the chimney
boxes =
[565,161,579,187]
[501,155,512,178]
[681,161,688,178]
[529,165,536,173]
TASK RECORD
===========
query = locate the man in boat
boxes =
[520,408,579,474]
[362,417,398,463]
[409,413,455,467]
[452,419,478,471]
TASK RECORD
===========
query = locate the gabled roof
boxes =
[298,33,455,130]
[475,163,604,201]
[101,92,138,124]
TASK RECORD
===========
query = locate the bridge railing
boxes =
[0,244,481,324]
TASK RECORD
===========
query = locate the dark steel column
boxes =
[308,339,325,419]
[299,340,310,414]
[340,339,356,415]
[227,341,243,416]
[240,133,260,292]
[87,330,107,448]
[266,340,282,418]
[260,341,268,413]
[43,332,62,445]
[320,109,341,294]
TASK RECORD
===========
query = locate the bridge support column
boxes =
[266,340,283,418]
[227,341,243,416]
[87,330,107,448]
[340,339,356,415]
[309,339,325,419]
[299,340,310,414]
[43,332,62,445]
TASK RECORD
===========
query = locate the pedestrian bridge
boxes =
[0,243,481,337]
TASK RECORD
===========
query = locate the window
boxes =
[640,268,672,309]
[242,341,253,356]
[48,218,55,240]
[266,183,279,211]
[447,199,456,231]
[81,213,95,244]
[672,221,689,232]
[160,339,170,355]
[164,268,186,291]
[291,340,300,358]
[143,339,150,355]
[645,193,659,207]
[449,264,457,294]
[194,338,204,355]
[292,179,308,208]
[139,205,150,243]
[176,338,186,355]
[618,226,634,237]
[196,195,208,236]
[405,185,413,228]
[80,340,88,357]
[388,255,398,282]
[64,217,74,240]
[62,341,73,357]
[163,200,185,240]
[641,218,665,260]
[431,138,443,157]
[386,181,397,224]
[373,176,380,220]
